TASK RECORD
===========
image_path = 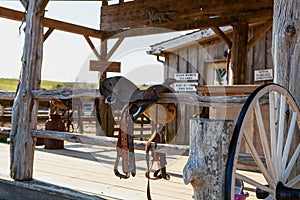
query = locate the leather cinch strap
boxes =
[114,104,136,179]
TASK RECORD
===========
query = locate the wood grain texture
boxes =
[183,118,233,199]
[101,0,273,37]
[0,6,103,39]
[10,0,46,180]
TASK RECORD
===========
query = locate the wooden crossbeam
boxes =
[84,36,101,60]
[247,20,273,52]
[106,37,124,60]
[211,26,232,48]
[44,27,54,41]
[89,60,121,72]
[0,6,103,39]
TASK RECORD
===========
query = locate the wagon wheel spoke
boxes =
[269,91,282,183]
[282,112,297,172]
[243,127,275,187]
[283,144,300,183]
[277,95,286,180]
[236,173,275,194]
[254,101,276,185]
[286,174,300,187]
[265,195,275,200]
[225,83,300,200]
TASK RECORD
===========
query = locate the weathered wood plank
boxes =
[31,129,189,155]
[0,6,103,39]
[31,89,102,99]
[196,85,260,96]
[89,60,121,72]
[1,89,258,107]
[10,0,46,180]
[101,0,273,36]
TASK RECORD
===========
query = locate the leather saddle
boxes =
[100,76,176,199]
[100,76,176,121]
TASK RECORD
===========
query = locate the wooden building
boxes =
[148,24,273,144]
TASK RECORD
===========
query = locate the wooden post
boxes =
[10,0,47,180]
[273,0,300,184]
[273,1,300,104]
[183,118,233,200]
[231,22,249,84]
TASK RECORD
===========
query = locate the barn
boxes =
[147,23,273,144]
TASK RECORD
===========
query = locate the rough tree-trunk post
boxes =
[272,0,300,185]
[10,0,47,180]
[183,118,233,199]
[273,1,300,104]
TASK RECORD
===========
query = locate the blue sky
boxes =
[0,1,185,84]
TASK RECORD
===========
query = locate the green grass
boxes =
[0,78,151,92]
[0,78,98,92]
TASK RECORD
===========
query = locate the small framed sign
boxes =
[173,82,198,92]
[174,73,199,81]
[254,69,273,81]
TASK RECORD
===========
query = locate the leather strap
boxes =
[145,125,170,200]
[114,104,136,179]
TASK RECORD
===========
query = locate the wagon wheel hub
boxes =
[256,182,300,199]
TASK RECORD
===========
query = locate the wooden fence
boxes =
[0,90,152,139]
[0,88,251,154]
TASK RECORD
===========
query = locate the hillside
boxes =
[0,78,98,92]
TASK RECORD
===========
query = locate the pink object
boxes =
[235,192,249,200]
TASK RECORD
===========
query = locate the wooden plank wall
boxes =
[100,0,273,37]
[164,25,273,145]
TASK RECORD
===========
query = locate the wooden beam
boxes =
[89,60,121,72]
[101,0,273,36]
[246,20,272,52]
[106,37,124,60]
[231,22,249,84]
[31,130,189,155]
[84,36,101,60]
[211,26,232,48]
[196,85,259,96]
[0,6,103,39]
[43,27,54,41]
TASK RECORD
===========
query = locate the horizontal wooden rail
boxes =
[0,89,262,107]
[0,128,189,155]
[0,129,258,169]
[31,130,189,155]
[32,90,250,106]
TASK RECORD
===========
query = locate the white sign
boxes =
[173,82,198,92]
[254,69,273,81]
[174,73,199,81]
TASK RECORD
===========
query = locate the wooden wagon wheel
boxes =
[225,83,300,200]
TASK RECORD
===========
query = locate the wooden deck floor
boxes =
[0,143,193,200]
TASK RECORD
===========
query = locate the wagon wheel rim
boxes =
[225,83,300,199]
